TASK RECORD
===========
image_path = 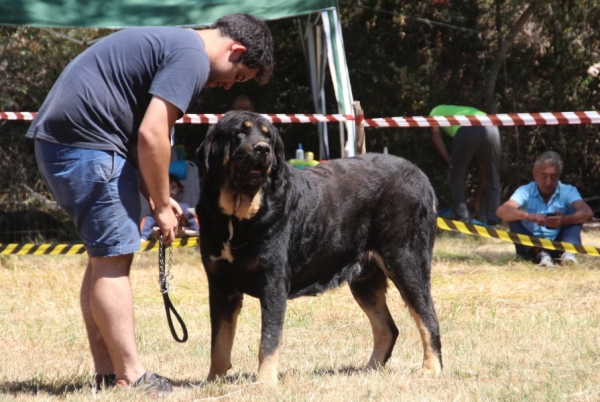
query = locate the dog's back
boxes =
[280,153,437,298]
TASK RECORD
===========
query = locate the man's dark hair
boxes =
[211,13,274,85]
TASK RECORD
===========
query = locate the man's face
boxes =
[206,51,259,90]
[533,163,560,199]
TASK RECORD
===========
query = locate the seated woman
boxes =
[140,174,200,241]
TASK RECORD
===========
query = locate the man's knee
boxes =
[91,254,134,277]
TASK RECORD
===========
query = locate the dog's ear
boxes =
[196,124,230,180]
[196,126,214,179]
[267,121,286,184]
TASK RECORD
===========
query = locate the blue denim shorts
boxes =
[34,139,141,257]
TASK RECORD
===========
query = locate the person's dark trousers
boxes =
[508,220,583,260]
[450,126,501,224]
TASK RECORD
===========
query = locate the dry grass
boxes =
[1,230,600,401]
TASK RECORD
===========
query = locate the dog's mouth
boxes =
[250,166,263,178]
[231,157,271,189]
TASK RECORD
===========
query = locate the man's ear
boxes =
[229,42,246,62]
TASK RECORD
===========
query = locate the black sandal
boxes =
[131,371,175,398]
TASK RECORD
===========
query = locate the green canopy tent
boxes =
[0,0,356,159]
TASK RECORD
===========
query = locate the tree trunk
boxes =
[485,0,554,113]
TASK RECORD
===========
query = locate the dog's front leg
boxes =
[206,274,243,382]
[257,281,287,386]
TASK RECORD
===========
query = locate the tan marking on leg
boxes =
[208,241,234,263]
[409,307,442,375]
[234,189,263,220]
[257,340,282,386]
[207,307,241,381]
[221,243,234,262]
[222,155,229,167]
[360,287,395,370]
[369,251,391,277]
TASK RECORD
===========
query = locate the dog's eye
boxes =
[237,133,246,140]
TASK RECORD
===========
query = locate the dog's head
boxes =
[197,111,285,192]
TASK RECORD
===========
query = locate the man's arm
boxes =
[496,199,546,226]
[546,199,594,228]
[137,95,182,244]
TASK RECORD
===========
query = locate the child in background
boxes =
[140,174,199,241]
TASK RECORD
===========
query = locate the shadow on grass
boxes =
[183,372,256,388]
[311,365,364,377]
[434,250,517,266]
[0,378,87,397]
[185,367,365,387]
[0,377,191,396]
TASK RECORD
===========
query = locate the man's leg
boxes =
[555,224,583,245]
[81,257,113,376]
[478,126,502,225]
[81,254,145,384]
[450,128,479,222]
[554,224,583,263]
[509,220,536,260]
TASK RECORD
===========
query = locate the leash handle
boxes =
[159,236,188,343]
[162,292,188,343]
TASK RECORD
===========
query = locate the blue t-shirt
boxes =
[510,181,582,239]
[26,27,209,158]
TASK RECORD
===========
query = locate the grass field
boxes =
[1,229,599,401]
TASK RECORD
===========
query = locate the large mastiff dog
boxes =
[196,111,442,385]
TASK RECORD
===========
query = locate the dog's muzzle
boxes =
[232,141,272,188]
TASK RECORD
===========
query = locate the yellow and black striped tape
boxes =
[437,217,600,257]
[1,220,598,257]
[0,237,198,256]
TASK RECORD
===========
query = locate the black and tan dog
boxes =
[196,111,442,386]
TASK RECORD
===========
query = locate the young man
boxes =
[429,104,501,226]
[496,151,593,266]
[26,13,273,396]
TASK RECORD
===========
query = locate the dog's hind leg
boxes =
[349,257,399,370]
[207,278,243,382]
[384,250,442,375]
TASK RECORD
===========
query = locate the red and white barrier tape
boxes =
[0,112,354,124]
[2,111,600,127]
[362,111,600,127]
[0,112,37,120]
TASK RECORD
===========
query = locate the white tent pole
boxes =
[297,15,330,160]
[322,9,355,157]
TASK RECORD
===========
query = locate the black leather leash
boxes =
[158,235,188,343]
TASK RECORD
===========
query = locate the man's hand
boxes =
[152,198,184,244]
[526,213,546,226]
[544,211,563,228]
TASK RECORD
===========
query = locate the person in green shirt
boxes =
[429,105,501,226]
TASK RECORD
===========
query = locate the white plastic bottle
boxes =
[295,143,304,160]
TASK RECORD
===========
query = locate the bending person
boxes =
[26,14,273,395]
[429,104,501,226]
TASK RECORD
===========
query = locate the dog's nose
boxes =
[254,142,271,155]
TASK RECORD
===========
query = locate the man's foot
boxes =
[93,373,116,393]
[123,371,175,398]
[556,251,578,266]
[536,250,554,266]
